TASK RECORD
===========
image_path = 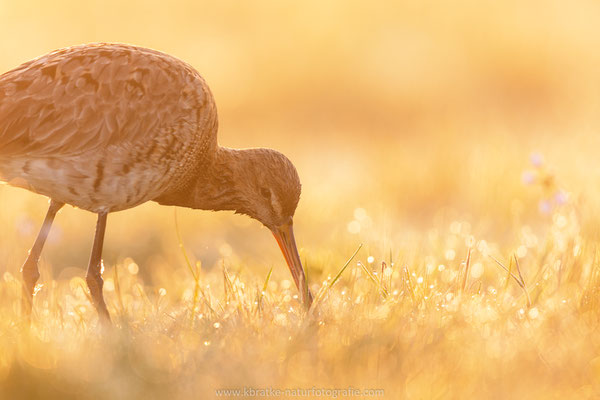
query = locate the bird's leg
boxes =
[21,200,64,319]
[85,212,111,324]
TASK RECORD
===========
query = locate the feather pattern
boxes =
[0,43,311,310]
[0,43,218,212]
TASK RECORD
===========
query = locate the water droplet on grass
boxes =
[127,262,139,275]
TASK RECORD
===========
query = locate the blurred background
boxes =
[4,2,600,398]
[1,0,600,287]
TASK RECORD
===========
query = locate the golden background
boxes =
[1,1,600,398]
[2,0,599,271]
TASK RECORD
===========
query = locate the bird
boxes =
[0,43,313,323]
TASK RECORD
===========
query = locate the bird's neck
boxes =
[154,146,247,212]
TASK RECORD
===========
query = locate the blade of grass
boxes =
[262,267,273,293]
[489,254,523,288]
[257,267,273,313]
[403,265,415,304]
[304,257,310,309]
[223,263,235,302]
[174,208,206,326]
[330,243,363,288]
[312,243,363,307]
[190,261,202,327]
[489,254,531,307]
[514,255,532,308]
[174,209,197,281]
[461,247,472,292]
[359,261,390,298]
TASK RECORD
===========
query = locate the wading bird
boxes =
[0,43,313,323]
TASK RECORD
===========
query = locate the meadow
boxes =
[2,1,600,399]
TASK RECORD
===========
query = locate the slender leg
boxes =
[85,212,111,323]
[21,200,64,318]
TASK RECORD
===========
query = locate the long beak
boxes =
[271,220,313,308]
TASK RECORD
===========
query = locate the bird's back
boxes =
[0,43,218,212]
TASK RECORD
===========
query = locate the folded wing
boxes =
[0,43,206,158]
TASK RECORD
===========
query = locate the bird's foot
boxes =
[21,258,40,319]
[86,272,112,325]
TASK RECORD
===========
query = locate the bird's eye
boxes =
[260,188,271,199]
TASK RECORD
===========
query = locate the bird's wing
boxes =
[0,43,209,158]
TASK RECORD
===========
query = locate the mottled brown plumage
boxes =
[0,43,217,212]
[0,43,312,323]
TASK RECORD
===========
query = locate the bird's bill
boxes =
[271,221,313,308]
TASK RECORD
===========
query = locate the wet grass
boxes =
[1,146,600,399]
[2,1,600,397]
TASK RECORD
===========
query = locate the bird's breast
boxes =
[0,128,215,213]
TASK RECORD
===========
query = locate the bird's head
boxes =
[235,149,301,229]
[155,147,313,307]
[232,148,312,307]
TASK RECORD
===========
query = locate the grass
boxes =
[3,1,600,397]
[1,145,600,399]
